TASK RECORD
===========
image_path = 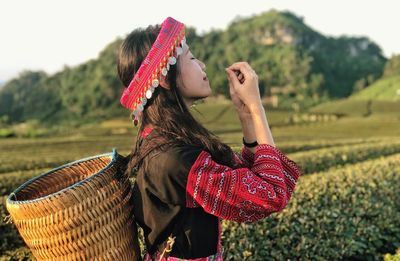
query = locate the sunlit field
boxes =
[1,102,400,260]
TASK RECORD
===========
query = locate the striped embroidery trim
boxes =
[191,153,210,207]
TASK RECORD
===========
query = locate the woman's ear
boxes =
[159,76,171,90]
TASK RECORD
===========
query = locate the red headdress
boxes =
[120,17,186,126]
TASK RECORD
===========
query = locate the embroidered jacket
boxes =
[131,127,302,259]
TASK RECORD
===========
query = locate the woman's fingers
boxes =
[225,68,240,86]
[235,71,243,82]
[227,62,257,80]
[238,73,244,84]
[225,61,261,108]
[231,69,245,84]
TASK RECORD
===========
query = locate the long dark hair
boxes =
[117,24,239,176]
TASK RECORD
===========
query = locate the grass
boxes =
[0,100,399,260]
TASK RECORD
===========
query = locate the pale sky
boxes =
[1,0,399,83]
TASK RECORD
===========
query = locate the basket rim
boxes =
[7,148,121,205]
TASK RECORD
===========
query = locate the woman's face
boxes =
[176,42,211,107]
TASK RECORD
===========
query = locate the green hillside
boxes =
[350,75,400,101]
[0,10,387,125]
[309,54,400,116]
[350,54,400,101]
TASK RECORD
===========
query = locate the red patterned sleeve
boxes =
[185,144,302,223]
[233,146,255,168]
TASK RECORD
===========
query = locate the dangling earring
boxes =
[131,112,140,127]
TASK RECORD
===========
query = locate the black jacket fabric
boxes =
[131,131,219,258]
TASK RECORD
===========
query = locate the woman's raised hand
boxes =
[225,62,262,112]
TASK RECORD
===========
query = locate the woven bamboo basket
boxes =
[6,148,141,261]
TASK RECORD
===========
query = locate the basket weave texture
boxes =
[6,148,141,260]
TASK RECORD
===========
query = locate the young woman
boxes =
[117,17,302,260]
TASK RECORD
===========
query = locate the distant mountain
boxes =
[0,9,387,124]
[189,10,386,99]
